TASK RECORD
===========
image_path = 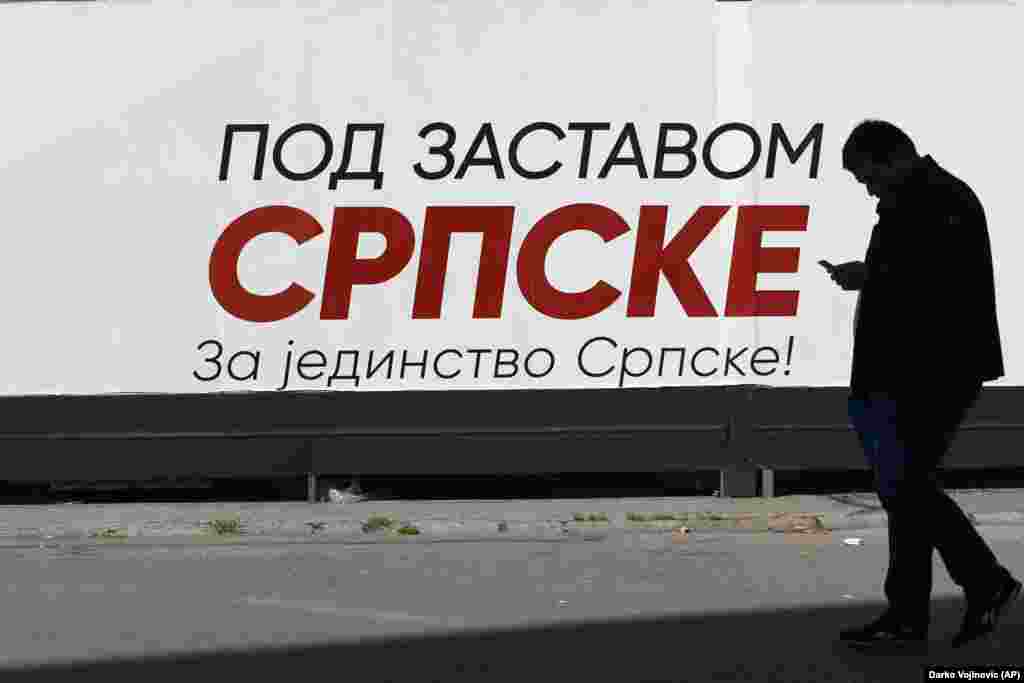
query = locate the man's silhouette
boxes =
[828,120,1021,650]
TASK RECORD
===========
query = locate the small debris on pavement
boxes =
[497,521,509,533]
[769,514,829,534]
[90,527,128,539]
[328,488,366,504]
[361,515,396,533]
[843,538,863,546]
[306,521,326,535]
[842,595,856,599]
[573,512,610,523]
[207,517,243,536]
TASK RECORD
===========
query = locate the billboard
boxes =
[0,1,1019,395]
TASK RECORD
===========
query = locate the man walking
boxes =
[827,120,1021,650]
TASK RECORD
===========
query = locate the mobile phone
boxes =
[818,260,835,273]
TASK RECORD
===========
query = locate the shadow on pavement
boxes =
[3,595,1020,682]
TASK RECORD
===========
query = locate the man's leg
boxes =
[839,396,928,647]
[847,397,879,484]
[868,395,934,630]
[909,385,1008,602]
[901,383,1023,647]
[847,395,921,618]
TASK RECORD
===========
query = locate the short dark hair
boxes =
[841,120,917,170]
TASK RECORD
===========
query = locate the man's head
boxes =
[842,120,921,200]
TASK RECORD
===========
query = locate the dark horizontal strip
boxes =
[752,425,851,432]
[0,424,728,441]
[958,423,1024,431]
[3,422,1018,440]
[753,422,1024,432]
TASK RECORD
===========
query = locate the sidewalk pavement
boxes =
[3,488,1024,546]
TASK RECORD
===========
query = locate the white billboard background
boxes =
[0,1,1019,395]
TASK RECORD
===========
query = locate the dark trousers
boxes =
[847,383,1007,628]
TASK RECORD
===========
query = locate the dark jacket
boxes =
[850,154,1004,398]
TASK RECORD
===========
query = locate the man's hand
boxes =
[821,260,867,291]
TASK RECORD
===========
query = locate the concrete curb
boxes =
[1,491,1023,546]
[3,511,1023,548]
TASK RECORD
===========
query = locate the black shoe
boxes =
[952,574,1023,648]
[839,612,928,650]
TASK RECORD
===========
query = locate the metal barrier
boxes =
[0,385,1020,499]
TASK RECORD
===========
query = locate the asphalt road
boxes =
[2,526,1023,682]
